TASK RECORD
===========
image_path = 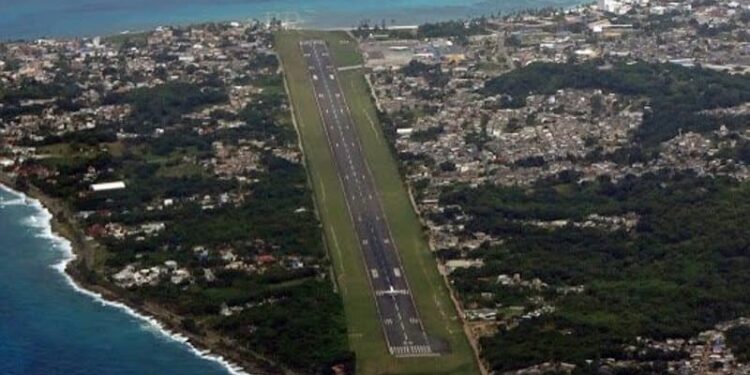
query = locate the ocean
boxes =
[0,186,244,375]
[0,0,585,40]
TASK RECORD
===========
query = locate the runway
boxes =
[300,40,441,357]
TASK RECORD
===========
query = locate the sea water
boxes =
[0,0,585,40]
[0,186,243,375]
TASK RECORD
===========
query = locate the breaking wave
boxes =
[0,184,250,375]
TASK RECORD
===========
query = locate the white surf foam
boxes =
[0,184,251,375]
[0,197,25,207]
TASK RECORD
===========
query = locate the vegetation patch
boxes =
[442,171,750,372]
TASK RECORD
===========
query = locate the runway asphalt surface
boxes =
[300,40,442,357]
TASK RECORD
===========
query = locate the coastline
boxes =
[0,173,280,375]
[0,0,588,42]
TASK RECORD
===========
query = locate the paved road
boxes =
[301,40,441,357]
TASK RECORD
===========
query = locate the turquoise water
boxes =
[0,0,584,40]
[0,187,238,375]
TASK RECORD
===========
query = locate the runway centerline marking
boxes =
[300,40,435,357]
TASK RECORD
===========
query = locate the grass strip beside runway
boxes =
[276,30,478,375]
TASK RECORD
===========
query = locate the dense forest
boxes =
[103,81,229,131]
[728,326,750,362]
[441,170,750,372]
[0,76,82,120]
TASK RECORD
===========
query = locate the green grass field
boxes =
[276,30,478,375]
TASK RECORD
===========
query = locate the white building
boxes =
[598,0,636,14]
[90,181,126,192]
